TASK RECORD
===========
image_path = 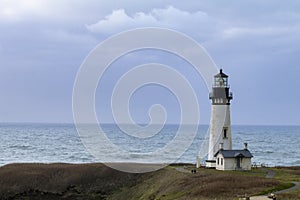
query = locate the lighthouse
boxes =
[206,69,233,168]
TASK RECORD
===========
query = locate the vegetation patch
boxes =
[256,182,294,195]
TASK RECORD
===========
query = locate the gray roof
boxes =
[214,149,253,158]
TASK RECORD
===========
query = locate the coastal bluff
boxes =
[0,163,299,200]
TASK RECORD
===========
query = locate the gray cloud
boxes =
[86,6,218,39]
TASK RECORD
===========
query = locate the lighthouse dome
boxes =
[214,69,228,78]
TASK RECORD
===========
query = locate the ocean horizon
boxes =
[0,123,299,167]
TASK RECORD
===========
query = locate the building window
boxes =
[217,158,219,165]
[221,158,223,165]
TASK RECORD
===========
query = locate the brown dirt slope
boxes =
[0,163,142,200]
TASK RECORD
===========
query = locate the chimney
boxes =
[244,143,248,150]
[219,143,224,150]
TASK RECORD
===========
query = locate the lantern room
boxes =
[214,69,229,88]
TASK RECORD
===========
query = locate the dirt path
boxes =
[275,181,300,194]
[175,167,192,173]
[261,168,276,178]
[249,196,269,200]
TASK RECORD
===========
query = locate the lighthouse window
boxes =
[223,128,227,138]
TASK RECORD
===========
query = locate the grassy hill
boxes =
[0,163,298,200]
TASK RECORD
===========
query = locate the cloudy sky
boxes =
[0,0,300,125]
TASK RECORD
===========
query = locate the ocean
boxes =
[0,123,299,167]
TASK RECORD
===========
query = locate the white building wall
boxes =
[224,158,236,170]
[206,161,216,168]
[216,154,252,171]
[215,155,225,170]
[208,105,232,161]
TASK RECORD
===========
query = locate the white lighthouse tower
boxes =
[206,69,233,168]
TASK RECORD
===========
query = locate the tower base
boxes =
[196,156,201,168]
[205,160,216,168]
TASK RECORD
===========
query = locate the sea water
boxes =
[0,123,299,166]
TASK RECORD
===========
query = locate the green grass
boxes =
[198,167,266,177]
[271,168,300,182]
[256,182,295,195]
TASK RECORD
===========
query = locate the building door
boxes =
[236,158,241,169]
